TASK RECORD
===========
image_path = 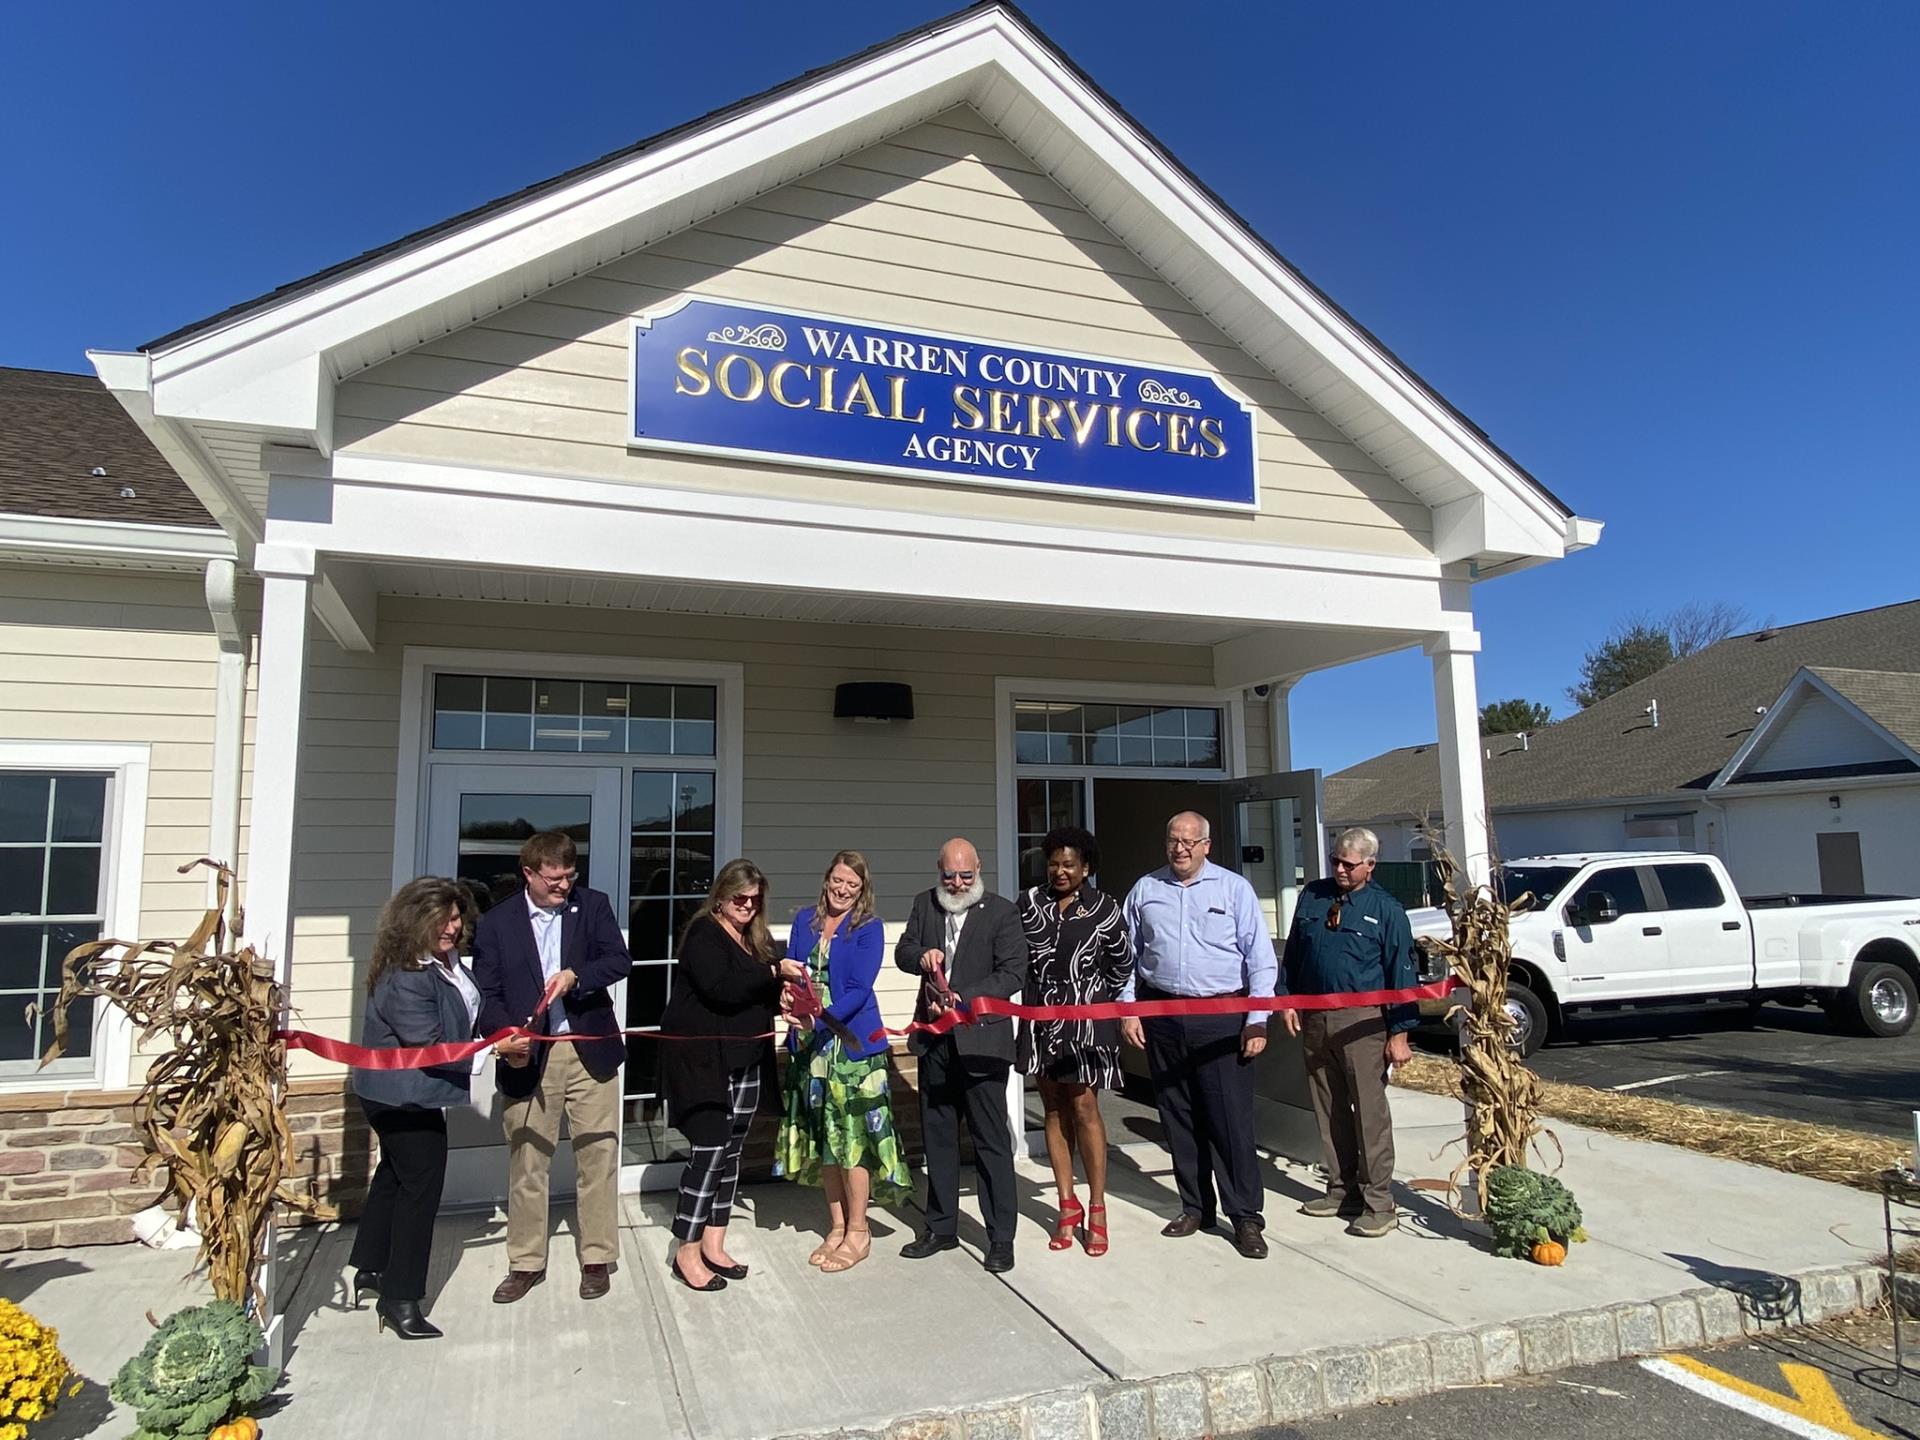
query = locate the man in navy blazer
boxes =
[473,831,630,1302]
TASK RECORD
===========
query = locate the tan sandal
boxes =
[819,1226,871,1274]
[808,1229,846,1266]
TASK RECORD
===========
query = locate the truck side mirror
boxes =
[1575,891,1620,926]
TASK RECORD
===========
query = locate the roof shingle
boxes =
[0,367,215,529]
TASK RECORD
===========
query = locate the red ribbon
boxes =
[277,981,1457,1071]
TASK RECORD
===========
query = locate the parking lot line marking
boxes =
[1612,1070,1731,1092]
[1642,1356,1887,1440]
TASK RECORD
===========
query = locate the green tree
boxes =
[1567,622,1675,709]
[1479,698,1553,734]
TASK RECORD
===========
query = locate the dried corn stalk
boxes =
[1417,836,1559,1210]
[38,858,331,1306]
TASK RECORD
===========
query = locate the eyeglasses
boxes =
[531,869,577,885]
[1326,898,1344,930]
[724,893,763,910]
[939,870,977,883]
[1167,837,1209,853]
[1330,857,1373,871]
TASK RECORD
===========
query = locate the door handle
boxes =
[1642,926,1663,937]
[1721,921,1741,931]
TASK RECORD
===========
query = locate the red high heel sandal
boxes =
[1083,1204,1109,1257]
[1050,1195,1084,1251]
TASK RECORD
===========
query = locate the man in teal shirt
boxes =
[1278,826,1416,1238]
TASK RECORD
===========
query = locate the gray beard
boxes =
[936,878,985,914]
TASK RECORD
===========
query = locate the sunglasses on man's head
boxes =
[1326,897,1344,930]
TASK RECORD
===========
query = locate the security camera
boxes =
[1252,683,1271,698]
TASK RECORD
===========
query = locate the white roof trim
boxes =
[1708,667,1920,788]
[0,510,235,565]
[137,5,1582,563]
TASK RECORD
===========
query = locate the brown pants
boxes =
[501,1042,621,1270]
[1301,1008,1396,1218]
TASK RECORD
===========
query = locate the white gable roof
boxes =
[96,2,1593,568]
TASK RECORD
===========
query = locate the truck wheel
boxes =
[1842,961,1918,1038]
[1503,981,1550,1059]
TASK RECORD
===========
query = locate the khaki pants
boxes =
[502,1043,621,1270]
[1300,1008,1396,1218]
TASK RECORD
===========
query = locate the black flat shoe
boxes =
[669,1257,727,1292]
[702,1259,749,1280]
[352,1270,380,1307]
[375,1297,443,1339]
[900,1233,960,1260]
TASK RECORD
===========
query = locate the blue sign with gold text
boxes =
[629,298,1256,509]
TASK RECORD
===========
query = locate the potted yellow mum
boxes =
[0,1298,81,1439]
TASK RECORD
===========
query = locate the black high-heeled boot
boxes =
[375,1297,443,1339]
[352,1270,380,1308]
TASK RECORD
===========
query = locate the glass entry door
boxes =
[423,763,625,1207]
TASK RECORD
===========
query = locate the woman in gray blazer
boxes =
[350,876,483,1339]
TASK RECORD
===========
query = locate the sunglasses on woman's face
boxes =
[724,892,762,910]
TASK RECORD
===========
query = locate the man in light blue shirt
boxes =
[1121,810,1275,1258]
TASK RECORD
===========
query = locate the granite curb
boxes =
[775,1263,1886,1440]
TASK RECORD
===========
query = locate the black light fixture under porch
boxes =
[834,682,914,723]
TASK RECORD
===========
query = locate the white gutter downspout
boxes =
[204,558,249,891]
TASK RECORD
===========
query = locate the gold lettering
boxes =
[1105,405,1124,447]
[1125,409,1163,451]
[818,366,839,413]
[1198,416,1228,459]
[673,347,711,397]
[768,361,812,409]
[1026,394,1065,441]
[715,353,765,403]
[987,389,1020,433]
[886,374,926,424]
[951,386,984,429]
[1063,399,1103,446]
[841,373,882,419]
[1165,412,1192,455]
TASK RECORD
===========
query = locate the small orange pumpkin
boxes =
[210,1417,260,1440]
[1531,1239,1568,1267]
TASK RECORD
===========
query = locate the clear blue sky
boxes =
[5,2,1915,773]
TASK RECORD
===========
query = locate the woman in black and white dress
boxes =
[1018,825,1131,1256]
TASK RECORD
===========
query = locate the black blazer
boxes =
[659,916,781,1144]
[352,962,478,1110]
[473,886,631,1099]
[894,888,1028,1061]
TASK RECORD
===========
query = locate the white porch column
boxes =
[1266,679,1305,935]
[203,559,250,896]
[243,546,313,970]
[1426,630,1491,886]
[245,545,312,1373]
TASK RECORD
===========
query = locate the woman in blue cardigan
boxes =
[773,849,910,1273]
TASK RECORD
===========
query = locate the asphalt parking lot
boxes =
[1417,1000,1920,1139]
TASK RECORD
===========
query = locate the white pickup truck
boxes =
[1410,851,1920,1057]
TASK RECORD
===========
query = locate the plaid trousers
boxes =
[671,1066,760,1242]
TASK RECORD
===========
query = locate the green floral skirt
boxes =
[772,1036,911,1205]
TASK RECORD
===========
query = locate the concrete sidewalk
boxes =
[4,1089,1892,1439]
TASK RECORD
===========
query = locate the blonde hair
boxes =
[813,849,877,933]
[686,858,777,963]
[367,877,474,994]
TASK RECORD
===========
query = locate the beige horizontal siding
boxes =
[0,566,232,1086]
[335,108,1432,559]
[283,595,1227,1069]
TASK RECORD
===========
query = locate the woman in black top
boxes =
[350,876,483,1339]
[1017,826,1132,1257]
[659,858,807,1291]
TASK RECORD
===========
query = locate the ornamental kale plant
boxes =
[1484,1164,1589,1259]
[109,1301,275,1440]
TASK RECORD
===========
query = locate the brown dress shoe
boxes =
[491,1269,546,1304]
[1232,1218,1269,1259]
[579,1263,612,1299]
[1160,1212,1213,1238]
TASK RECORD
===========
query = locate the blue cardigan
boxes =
[786,907,888,1059]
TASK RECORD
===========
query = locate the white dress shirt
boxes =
[526,891,571,1034]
